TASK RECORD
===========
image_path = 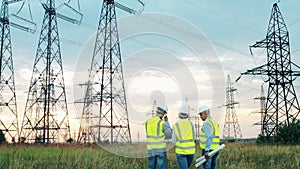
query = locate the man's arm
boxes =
[163,121,172,139]
[171,125,176,144]
[191,122,196,141]
[202,122,213,151]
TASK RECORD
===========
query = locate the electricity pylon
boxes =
[253,84,267,136]
[20,0,82,143]
[0,0,18,143]
[0,0,36,143]
[77,0,144,144]
[185,97,200,140]
[147,100,157,117]
[237,3,300,140]
[223,75,242,140]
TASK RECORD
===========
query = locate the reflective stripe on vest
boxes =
[199,118,220,150]
[145,117,166,150]
[173,120,195,154]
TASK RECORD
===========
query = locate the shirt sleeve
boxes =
[171,125,177,144]
[191,122,196,141]
[163,121,172,140]
[202,121,214,151]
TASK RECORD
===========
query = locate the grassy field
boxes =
[0,143,299,169]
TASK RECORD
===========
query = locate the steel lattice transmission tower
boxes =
[77,0,136,144]
[147,100,157,117]
[253,84,267,136]
[20,0,75,143]
[185,97,200,140]
[237,3,300,140]
[223,75,242,139]
[0,0,19,143]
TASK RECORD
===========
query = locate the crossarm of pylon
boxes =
[235,64,268,82]
[250,39,268,48]
[56,3,83,25]
[41,2,82,25]
[224,102,239,107]
[241,64,268,76]
[250,110,273,114]
[6,0,22,5]
[249,39,268,55]
[5,1,37,33]
[115,0,145,14]
[10,20,36,33]
[115,2,136,14]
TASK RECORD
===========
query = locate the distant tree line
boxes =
[0,130,6,144]
[257,120,300,145]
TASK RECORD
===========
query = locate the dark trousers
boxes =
[201,149,219,169]
[176,154,194,169]
[148,151,167,169]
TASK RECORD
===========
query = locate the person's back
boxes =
[145,116,166,152]
[172,105,196,169]
[145,105,171,169]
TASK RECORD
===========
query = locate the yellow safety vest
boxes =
[200,118,220,150]
[173,119,196,154]
[145,116,166,150]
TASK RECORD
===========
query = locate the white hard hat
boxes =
[178,105,190,115]
[199,105,210,114]
[157,105,168,114]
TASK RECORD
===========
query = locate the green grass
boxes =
[0,143,299,169]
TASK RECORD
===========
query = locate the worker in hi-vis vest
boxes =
[144,105,172,169]
[198,106,220,169]
[172,105,195,169]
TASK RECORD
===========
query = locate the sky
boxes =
[2,0,300,141]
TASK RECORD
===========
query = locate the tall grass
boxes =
[0,143,299,169]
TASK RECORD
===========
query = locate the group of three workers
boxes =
[145,105,220,169]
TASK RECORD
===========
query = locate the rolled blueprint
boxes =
[195,144,225,168]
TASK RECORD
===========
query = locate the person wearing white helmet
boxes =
[198,106,220,169]
[172,105,195,169]
[145,104,172,169]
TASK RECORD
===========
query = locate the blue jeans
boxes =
[148,151,167,169]
[176,154,194,169]
[202,150,219,169]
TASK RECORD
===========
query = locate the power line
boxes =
[187,1,264,34]
[136,14,259,70]
[288,18,300,27]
